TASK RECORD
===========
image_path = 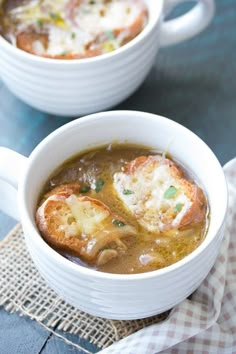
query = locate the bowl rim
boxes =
[19,110,228,281]
[0,0,163,66]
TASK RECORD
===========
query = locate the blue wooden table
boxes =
[0,1,236,353]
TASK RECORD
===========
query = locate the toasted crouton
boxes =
[36,186,136,265]
[16,31,102,59]
[113,155,207,232]
[16,32,48,56]
[40,183,80,204]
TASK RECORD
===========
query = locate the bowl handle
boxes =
[0,147,27,220]
[160,0,215,47]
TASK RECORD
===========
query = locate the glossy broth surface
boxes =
[39,144,209,274]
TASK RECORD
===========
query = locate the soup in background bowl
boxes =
[0,111,226,319]
[0,0,215,115]
[0,0,148,59]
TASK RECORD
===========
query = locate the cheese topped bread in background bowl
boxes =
[1,0,148,59]
[0,0,215,115]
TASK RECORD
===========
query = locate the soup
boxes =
[36,144,209,274]
[0,0,148,59]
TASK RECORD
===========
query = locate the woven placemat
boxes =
[0,224,169,353]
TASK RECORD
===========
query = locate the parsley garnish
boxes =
[112,219,125,227]
[37,19,43,27]
[174,203,183,213]
[79,185,90,193]
[50,13,61,21]
[95,179,105,193]
[123,189,134,195]
[105,30,115,40]
[164,186,178,199]
[71,32,76,39]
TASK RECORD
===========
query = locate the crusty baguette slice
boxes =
[16,32,102,59]
[40,183,80,204]
[36,186,136,265]
[113,155,207,232]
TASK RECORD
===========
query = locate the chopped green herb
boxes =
[123,189,134,195]
[105,30,115,40]
[89,0,95,4]
[174,203,183,213]
[79,185,91,193]
[37,19,43,26]
[61,51,68,56]
[71,32,76,39]
[95,179,105,193]
[164,186,178,199]
[112,219,125,227]
[50,12,61,21]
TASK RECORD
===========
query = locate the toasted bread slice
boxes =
[113,155,207,232]
[16,32,49,56]
[40,183,80,204]
[36,186,136,265]
[16,31,102,59]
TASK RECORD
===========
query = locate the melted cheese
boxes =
[5,0,147,56]
[75,1,142,34]
[114,160,192,232]
[66,194,109,235]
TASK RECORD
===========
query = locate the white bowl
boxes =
[0,0,215,116]
[0,110,227,319]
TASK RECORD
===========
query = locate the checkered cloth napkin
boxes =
[100,159,236,354]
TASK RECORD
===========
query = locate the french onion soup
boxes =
[36,144,209,274]
[0,0,148,59]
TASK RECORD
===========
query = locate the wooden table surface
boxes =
[0,1,235,353]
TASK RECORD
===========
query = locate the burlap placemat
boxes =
[0,224,168,353]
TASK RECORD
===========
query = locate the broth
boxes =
[37,144,209,274]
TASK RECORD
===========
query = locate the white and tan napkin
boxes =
[100,159,236,354]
